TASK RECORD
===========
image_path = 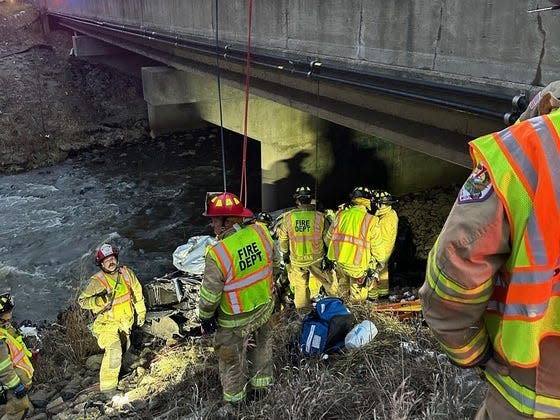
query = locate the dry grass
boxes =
[145,303,486,419]
[32,297,485,418]
[0,0,33,16]
[34,304,99,383]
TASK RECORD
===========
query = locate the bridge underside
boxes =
[58,15,509,170]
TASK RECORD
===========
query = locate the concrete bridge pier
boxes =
[141,66,333,211]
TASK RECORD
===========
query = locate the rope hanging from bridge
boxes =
[239,0,254,206]
[214,0,227,192]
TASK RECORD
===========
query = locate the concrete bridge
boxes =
[36,0,560,209]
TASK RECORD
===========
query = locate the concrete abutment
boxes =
[141,66,469,210]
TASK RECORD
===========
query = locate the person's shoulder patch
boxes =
[458,163,494,204]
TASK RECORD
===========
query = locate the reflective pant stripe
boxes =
[223,388,246,403]
[484,369,560,418]
[250,375,272,388]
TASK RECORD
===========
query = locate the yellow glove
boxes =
[136,312,146,327]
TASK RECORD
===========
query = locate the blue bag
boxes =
[300,297,356,357]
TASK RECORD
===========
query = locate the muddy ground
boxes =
[0,2,148,173]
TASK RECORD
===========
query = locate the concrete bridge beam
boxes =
[141,66,334,210]
[72,35,123,57]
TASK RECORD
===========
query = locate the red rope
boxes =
[239,0,253,206]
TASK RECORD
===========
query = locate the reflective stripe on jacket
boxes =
[92,266,135,321]
[0,326,33,387]
[207,224,274,316]
[281,208,326,266]
[327,205,378,277]
[470,113,560,417]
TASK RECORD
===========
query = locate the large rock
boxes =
[85,354,104,371]
[46,396,66,415]
[29,387,57,408]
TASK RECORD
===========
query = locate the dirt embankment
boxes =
[0,2,148,173]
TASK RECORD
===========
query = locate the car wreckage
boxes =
[141,231,422,342]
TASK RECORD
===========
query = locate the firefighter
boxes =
[199,192,280,404]
[369,190,399,299]
[0,293,33,420]
[255,212,273,230]
[325,187,387,301]
[277,186,335,312]
[420,81,560,419]
[78,244,146,397]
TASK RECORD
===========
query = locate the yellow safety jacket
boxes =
[327,205,378,278]
[280,208,326,267]
[0,326,33,389]
[469,114,560,418]
[375,206,399,263]
[79,266,145,329]
[206,224,274,318]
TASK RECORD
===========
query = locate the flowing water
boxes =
[0,130,261,322]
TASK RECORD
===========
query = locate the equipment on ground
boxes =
[345,320,378,350]
[375,299,422,321]
[299,297,356,357]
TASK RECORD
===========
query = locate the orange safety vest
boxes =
[327,206,377,274]
[285,209,325,265]
[470,114,560,417]
[93,266,135,319]
[208,224,274,315]
[0,327,34,381]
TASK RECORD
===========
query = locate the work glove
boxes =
[136,312,146,327]
[94,289,109,307]
[282,252,290,265]
[321,257,335,271]
[200,318,217,336]
[12,383,27,399]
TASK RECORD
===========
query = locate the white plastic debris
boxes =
[20,326,39,339]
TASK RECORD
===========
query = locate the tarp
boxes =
[172,235,217,274]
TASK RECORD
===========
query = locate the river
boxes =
[0,129,261,322]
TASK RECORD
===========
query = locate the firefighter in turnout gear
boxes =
[277,186,335,312]
[78,244,146,396]
[199,192,280,403]
[369,190,399,299]
[0,293,33,420]
[420,81,560,419]
[325,187,387,301]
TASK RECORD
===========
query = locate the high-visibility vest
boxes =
[471,113,560,417]
[285,209,325,266]
[327,206,377,275]
[0,326,34,382]
[93,266,135,321]
[208,224,274,315]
